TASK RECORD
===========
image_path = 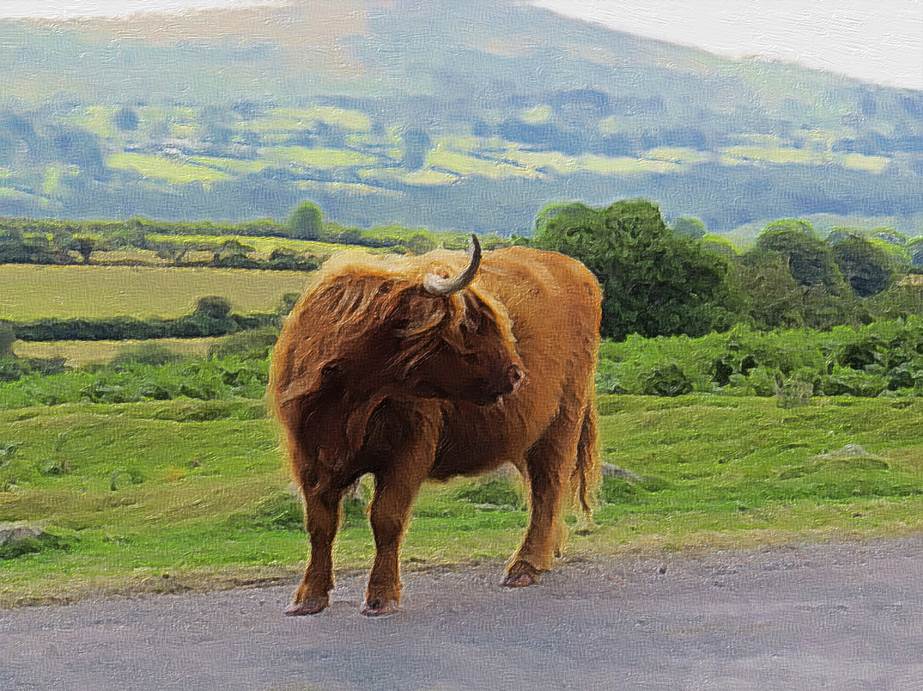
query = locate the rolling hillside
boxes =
[0,0,921,234]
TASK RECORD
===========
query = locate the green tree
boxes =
[278,292,301,316]
[755,219,846,291]
[866,283,923,320]
[198,106,233,145]
[405,233,437,255]
[67,234,105,264]
[113,107,139,132]
[211,240,255,267]
[0,229,29,263]
[1,230,66,264]
[533,198,734,340]
[734,251,805,329]
[873,227,907,246]
[194,296,232,320]
[152,240,193,266]
[0,322,16,358]
[828,233,895,297]
[533,201,592,236]
[907,239,923,269]
[401,128,431,170]
[671,216,707,240]
[700,234,738,259]
[109,224,148,251]
[740,224,862,329]
[287,201,323,240]
[267,248,322,271]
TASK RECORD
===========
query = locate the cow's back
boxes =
[430,246,602,477]
[481,245,601,401]
[479,246,601,345]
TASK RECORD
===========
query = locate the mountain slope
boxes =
[0,0,920,233]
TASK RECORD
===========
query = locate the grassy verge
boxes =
[1,394,922,607]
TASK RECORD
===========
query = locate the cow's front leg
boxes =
[286,483,345,616]
[361,406,440,617]
[362,463,429,616]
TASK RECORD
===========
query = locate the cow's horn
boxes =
[423,234,482,296]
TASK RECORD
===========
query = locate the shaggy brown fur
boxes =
[270,245,602,616]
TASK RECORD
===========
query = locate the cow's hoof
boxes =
[502,572,537,588]
[284,596,328,616]
[502,561,541,588]
[361,597,399,617]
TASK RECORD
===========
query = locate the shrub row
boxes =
[0,357,269,409]
[597,317,923,398]
[0,356,67,382]
[7,312,280,342]
[4,319,922,410]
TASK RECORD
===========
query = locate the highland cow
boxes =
[270,236,601,616]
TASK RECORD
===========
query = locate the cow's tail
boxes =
[573,393,601,520]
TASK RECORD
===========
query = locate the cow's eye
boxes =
[321,362,342,378]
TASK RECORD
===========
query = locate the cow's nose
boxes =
[507,364,524,391]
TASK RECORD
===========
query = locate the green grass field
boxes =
[2,394,922,607]
[0,265,310,320]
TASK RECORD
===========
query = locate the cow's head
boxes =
[392,236,524,406]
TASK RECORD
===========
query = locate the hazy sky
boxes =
[532,0,923,90]
[0,0,920,90]
[0,0,278,17]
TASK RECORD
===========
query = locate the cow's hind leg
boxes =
[503,403,582,588]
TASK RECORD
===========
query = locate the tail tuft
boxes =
[574,394,601,519]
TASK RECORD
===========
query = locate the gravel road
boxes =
[3,538,923,690]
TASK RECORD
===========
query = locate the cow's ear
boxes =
[391,291,446,337]
[461,293,486,332]
[390,316,411,335]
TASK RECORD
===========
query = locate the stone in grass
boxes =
[815,444,882,461]
[491,462,644,486]
[0,522,67,559]
[602,463,643,483]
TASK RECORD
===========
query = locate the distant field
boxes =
[188,156,273,175]
[425,138,700,180]
[720,145,891,173]
[501,149,681,177]
[13,337,224,367]
[363,167,460,186]
[107,153,231,186]
[2,394,922,607]
[427,147,536,179]
[0,265,310,320]
[263,146,378,169]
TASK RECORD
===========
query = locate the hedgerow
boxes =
[598,318,923,398]
[2,319,922,410]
